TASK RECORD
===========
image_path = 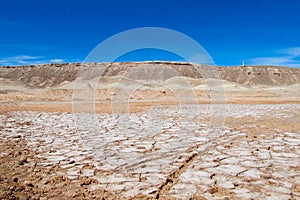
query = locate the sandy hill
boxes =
[0,62,299,88]
[0,62,299,112]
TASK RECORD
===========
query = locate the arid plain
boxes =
[0,62,299,199]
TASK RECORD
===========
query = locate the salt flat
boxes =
[0,104,299,199]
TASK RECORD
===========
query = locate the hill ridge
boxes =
[0,62,300,87]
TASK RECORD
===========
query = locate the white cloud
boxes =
[247,47,300,68]
[50,59,64,63]
[248,57,292,65]
[0,55,43,66]
[280,47,300,57]
[0,55,67,66]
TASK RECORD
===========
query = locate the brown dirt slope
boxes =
[220,65,300,86]
[0,62,300,88]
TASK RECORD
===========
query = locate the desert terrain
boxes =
[0,62,299,199]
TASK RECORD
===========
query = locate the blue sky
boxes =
[0,0,300,67]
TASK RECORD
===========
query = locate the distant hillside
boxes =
[0,62,299,87]
[219,66,300,86]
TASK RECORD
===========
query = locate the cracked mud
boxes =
[0,104,299,199]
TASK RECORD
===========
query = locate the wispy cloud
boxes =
[280,47,300,57]
[0,55,66,66]
[0,55,43,66]
[50,59,64,63]
[247,47,300,68]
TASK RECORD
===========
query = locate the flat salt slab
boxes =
[211,165,247,175]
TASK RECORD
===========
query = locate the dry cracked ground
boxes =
[0,104,299,199]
